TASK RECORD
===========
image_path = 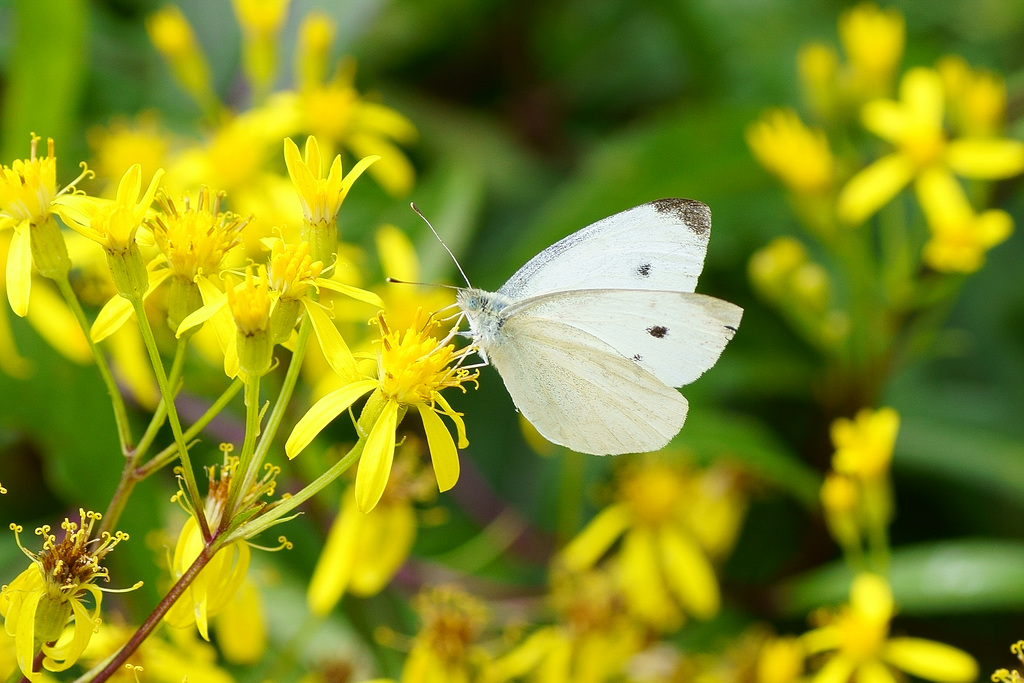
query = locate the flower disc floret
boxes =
[0,136,60,227]
[149,188,248,282]
[268,239,323,300]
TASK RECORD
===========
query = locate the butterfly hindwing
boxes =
[505,289,742,388]
[497,199,711,300]
[487,315,689,455]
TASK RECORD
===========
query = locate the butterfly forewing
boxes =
[487,316,689,455]
[497,199,711,301]
[505,289,742,388]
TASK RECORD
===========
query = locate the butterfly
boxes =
[454,198,742,456]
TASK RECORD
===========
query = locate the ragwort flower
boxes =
[837,67,1024,224]
[286,310,478,512]
[0,510,136,681]
[0,135,87,316]
[560,459,746,630]
[802,574,977,683]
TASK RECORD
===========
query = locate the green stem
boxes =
[224,438,364,544]
[134,337,189,462]
[223,375,261,525]
[54,275,133,454]
[72,535,223,683]
[130,297,210,540]
[137,378,244,479]
[231,315,312,522]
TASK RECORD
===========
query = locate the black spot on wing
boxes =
[647,325,668,338]
[652,198,711,236]
[636,263,652,277]
[632,353,643,362]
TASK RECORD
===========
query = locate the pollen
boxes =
[375,312,478,406]
[268,240,323,300]
[149,188,247,281]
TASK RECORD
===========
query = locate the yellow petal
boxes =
[976,209,1013,247]
[177,290,228,337]
[658,525,720,619]
[285,379,377,457]
[347,133,413,197]
[946,138,1024,179]
[7,225,32,317]
[861,100,911,142]
[915,168,972,227]
[307,490,363,615]
[489,627,560,682]
[901,68,945,128]
[304,300,359,382]
[91,293,135,343]
[882,638,979,683]
[376,223,420,282]
[801,625,842,655]
[354,102,418,143]
[0,305,31,377]
[25,284,90,363]
[355,399,399,512]
[855,660,897,683]
[214,580,267,665]
[350,499,417,595]
[316,278,385,308]
[813,655,856,683]
[837,153,915,224]
[617,527,680,630]
[417,403,460,492]
[15,588,41,682]
[560,503,632,571]
[42,597,95,672]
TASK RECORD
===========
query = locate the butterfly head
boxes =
[456,288,511,346]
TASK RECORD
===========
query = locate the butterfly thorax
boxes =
[457,288,514,354]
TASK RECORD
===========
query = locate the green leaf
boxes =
[681,408,821,507]
[896,417,1024,505]
[777,539,1024,616]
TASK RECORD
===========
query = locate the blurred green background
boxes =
[2,0,1024,677]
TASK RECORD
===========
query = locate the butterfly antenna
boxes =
[385,276,458,290]
[411,203,472,288]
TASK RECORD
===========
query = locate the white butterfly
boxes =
[454,198,742,456]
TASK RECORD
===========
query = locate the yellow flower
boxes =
[146,5,218,114]
[178,237,381,380]
[798,42,841,120]
[0,510,136,681]
[87,113,170,194]
[83,620,234,683]
[830,407,899,481]
[163,453,277,640]
[0,135,85,316]
[917,168,1012,273]
[837,3,904,101]
[212,579,267,665]
[488,568,642,683]
[286,310,477,512]
[276,63,418,197]
[284,135,378,264]
[747,109,835,195]
[937,55,1007,138]
[560,459,745,630]
[802,574,977,683]
[402,585,490,683]
[295,12,335,91]
[837,67,1024,224]
[307,442,432,616]
[232,0,291,98]
[758,637,805,683]
[749,237,830,314]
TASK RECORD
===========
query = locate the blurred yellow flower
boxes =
[757,636,805,683]
[488,568,642,683]
[232,0,291,98]
[837,68,1024,224]
[146,5,218,115]
[286,311,477,512]
[560,460,745,630]
[213,578,267,665]
[830,407,899,481]
[84,620,234,683]
[306,455,426,616]
[802,574,977,683]
[747,109,835,195]
[937,55,1006,137]
[403,585,491,683]
[917,168,1012,273]
[296,12,335,91]
[838,3,904,101]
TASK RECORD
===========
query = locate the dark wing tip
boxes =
[651,198,711,236]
